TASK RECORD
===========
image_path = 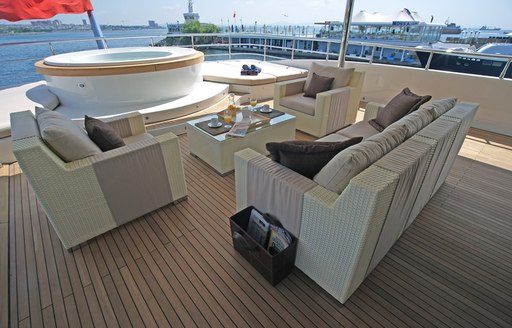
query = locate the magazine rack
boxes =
[230,206,297,285]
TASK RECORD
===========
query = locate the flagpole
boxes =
[87,10,106,49]
[338,0,355,67]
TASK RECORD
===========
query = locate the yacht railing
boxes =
[1,32,511,89]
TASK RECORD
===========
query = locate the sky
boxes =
[3,0,512,30]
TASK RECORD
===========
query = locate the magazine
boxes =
[267,225,292,255]
[246,209,270,247]
[226,119,251,137]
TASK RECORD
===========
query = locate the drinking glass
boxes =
[223,110,233,128]
[250,98,258,111]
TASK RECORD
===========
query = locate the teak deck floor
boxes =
[1,128,511,328]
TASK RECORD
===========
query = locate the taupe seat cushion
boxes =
[337,121,380,140]
[279,93,316,116]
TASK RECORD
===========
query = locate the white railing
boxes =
[1,32,511,89]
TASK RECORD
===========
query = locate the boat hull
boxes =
[416,51,512,78]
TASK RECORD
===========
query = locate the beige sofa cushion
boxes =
[36,108,101,162]
[421,98,458,119]
[386,107,434,138]
[279,93,316,116]
[314,124,408,193]
[304,62,355,91]
[336,121,380,140]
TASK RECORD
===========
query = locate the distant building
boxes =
[31,20,52,26]
[148,20,158,28]
[316,8,443,43]
[82,19,87,26]
[183,0,199,22]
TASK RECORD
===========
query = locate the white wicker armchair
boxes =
[11,110,187,249]
[274,63,365,137]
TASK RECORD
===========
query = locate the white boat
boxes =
[1,8,512,327]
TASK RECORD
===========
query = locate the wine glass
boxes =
[250,98,258,111]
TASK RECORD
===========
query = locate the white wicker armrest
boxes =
[103,111,146,138]
[275,78,306,98]
[364,102,385,121]
[154,132,187,201]
[234,148,266,210]
[316,86,352,135]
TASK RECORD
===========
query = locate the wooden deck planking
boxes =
[2,128,512,327]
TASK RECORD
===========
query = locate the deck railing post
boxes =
[291,39,295,60]
[228,35,232,60]
[263,38,267,61]
[499,60,511,79]
[425,52,433,70]
[48,42,56,55]
[191,35,195,49]
[326,42,331,60]
[369,46,375,64]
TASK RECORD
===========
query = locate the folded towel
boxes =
[240,69,259,75]
[250,64,262,73]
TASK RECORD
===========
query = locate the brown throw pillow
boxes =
[303,73,335,98]
[84,115,125,151]
[266,137,363,179]
[369,88,431,131]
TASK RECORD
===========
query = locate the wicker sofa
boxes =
[235,99,478,303]
[11,110,187,249]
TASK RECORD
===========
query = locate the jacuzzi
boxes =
[35,47,204,110]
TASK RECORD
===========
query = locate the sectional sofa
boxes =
[235,99,478,303]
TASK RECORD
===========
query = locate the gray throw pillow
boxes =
[35,108,101,162]
[303,73,335,98]
[266,137,363,179]
[369,88,431,131]
[84,115,126,151]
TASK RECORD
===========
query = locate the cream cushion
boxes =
[336,121,380,140]
[36,108,101,162]
[421,98,458,119]
[314,124,408,193]
[279,93,316,116]
[26,85,60,110]
[386,107,434,138]
[304,62,355,91]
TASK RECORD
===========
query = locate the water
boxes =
[0,29,169,90]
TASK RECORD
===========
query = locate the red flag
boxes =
[0,0,93,22]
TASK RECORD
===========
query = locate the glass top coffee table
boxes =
[186,111,296,174]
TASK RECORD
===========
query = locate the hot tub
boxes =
[35,47,204,110]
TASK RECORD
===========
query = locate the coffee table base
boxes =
[187,118,295,175]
